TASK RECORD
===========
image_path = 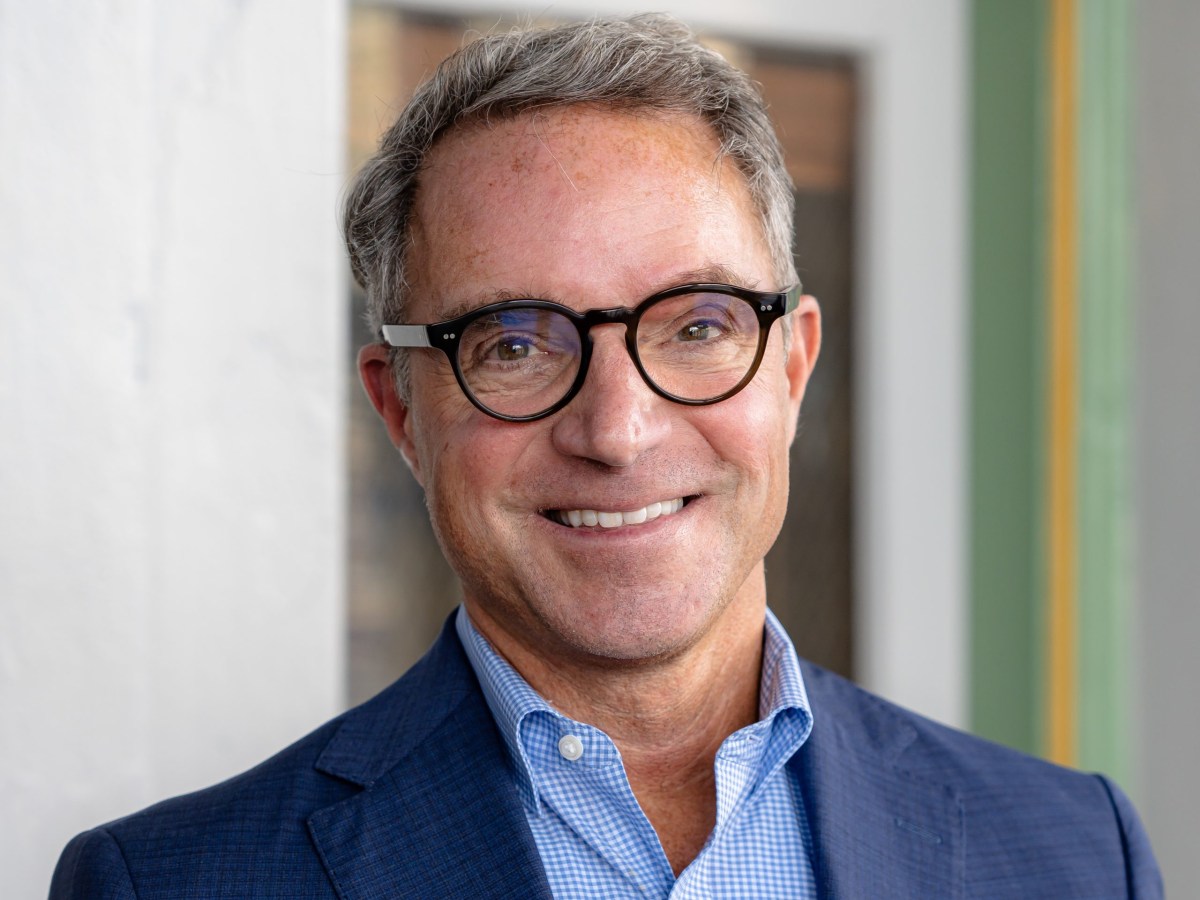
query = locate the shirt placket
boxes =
[531,721,675,897]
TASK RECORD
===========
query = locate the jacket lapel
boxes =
[796,664,964,899]
[306,619,553,899]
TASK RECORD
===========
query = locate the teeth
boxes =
[554,497,685,528]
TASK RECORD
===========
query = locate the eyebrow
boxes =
[435,289,534,323]
[428,264,762,323]
[654,264,760,293]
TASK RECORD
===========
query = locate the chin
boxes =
[532,587,724,664]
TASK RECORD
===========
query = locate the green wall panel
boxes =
[1076,0,1133,783]
[969,0,1047,755]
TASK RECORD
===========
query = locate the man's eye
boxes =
[495,337,535,361]
[679,320,722,341]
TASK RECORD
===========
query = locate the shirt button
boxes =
[558,734,584,761]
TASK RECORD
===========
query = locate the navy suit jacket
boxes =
[51,616,1163,898]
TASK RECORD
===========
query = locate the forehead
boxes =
[406,106,770,317]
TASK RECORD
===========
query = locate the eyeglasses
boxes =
[381,282,801,422]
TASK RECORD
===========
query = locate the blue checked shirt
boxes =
[456,606,817,899]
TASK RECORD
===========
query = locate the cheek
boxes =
[422,440,513,588]
[414,402,536,541]
[709,372,794,469]
[405,358,479,474]
[692,375,794,537]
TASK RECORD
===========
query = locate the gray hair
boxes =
[344,13,797,378]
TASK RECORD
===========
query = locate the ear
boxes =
[783,295,822,445]
[358,344,425,486]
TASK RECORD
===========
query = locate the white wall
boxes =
[0,1,346,896]
[1134,0,1200,890]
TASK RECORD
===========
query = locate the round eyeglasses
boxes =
[381,282,802,422]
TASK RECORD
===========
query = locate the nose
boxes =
[550,326,672,467]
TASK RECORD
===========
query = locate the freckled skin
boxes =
[364,107,820,672]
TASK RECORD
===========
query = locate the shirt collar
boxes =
[456,605,814,810]
[456,607,555,810]
[759,606,812,722]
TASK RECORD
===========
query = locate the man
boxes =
[53,14,1161,898]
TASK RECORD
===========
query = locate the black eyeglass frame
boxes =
[380,282,802,423]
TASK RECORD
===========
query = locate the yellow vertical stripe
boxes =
[1046,0,1079,767]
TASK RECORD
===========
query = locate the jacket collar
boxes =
[795,660,965,899]
[307,616,553,899]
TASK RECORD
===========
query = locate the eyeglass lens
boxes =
[455,290,763,419]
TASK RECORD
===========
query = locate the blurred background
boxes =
[2,0,1196,895]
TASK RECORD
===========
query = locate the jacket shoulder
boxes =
[50,714,352,899]
[51,828,137,900]
[51,617,482,898]
[802,658,1093,787]
[799,660,1163,897]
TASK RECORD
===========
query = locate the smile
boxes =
[549,497,686,529]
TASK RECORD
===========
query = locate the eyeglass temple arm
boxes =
[783,284,803,314]
[380,324,432,348]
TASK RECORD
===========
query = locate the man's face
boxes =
[362,107,820,670]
